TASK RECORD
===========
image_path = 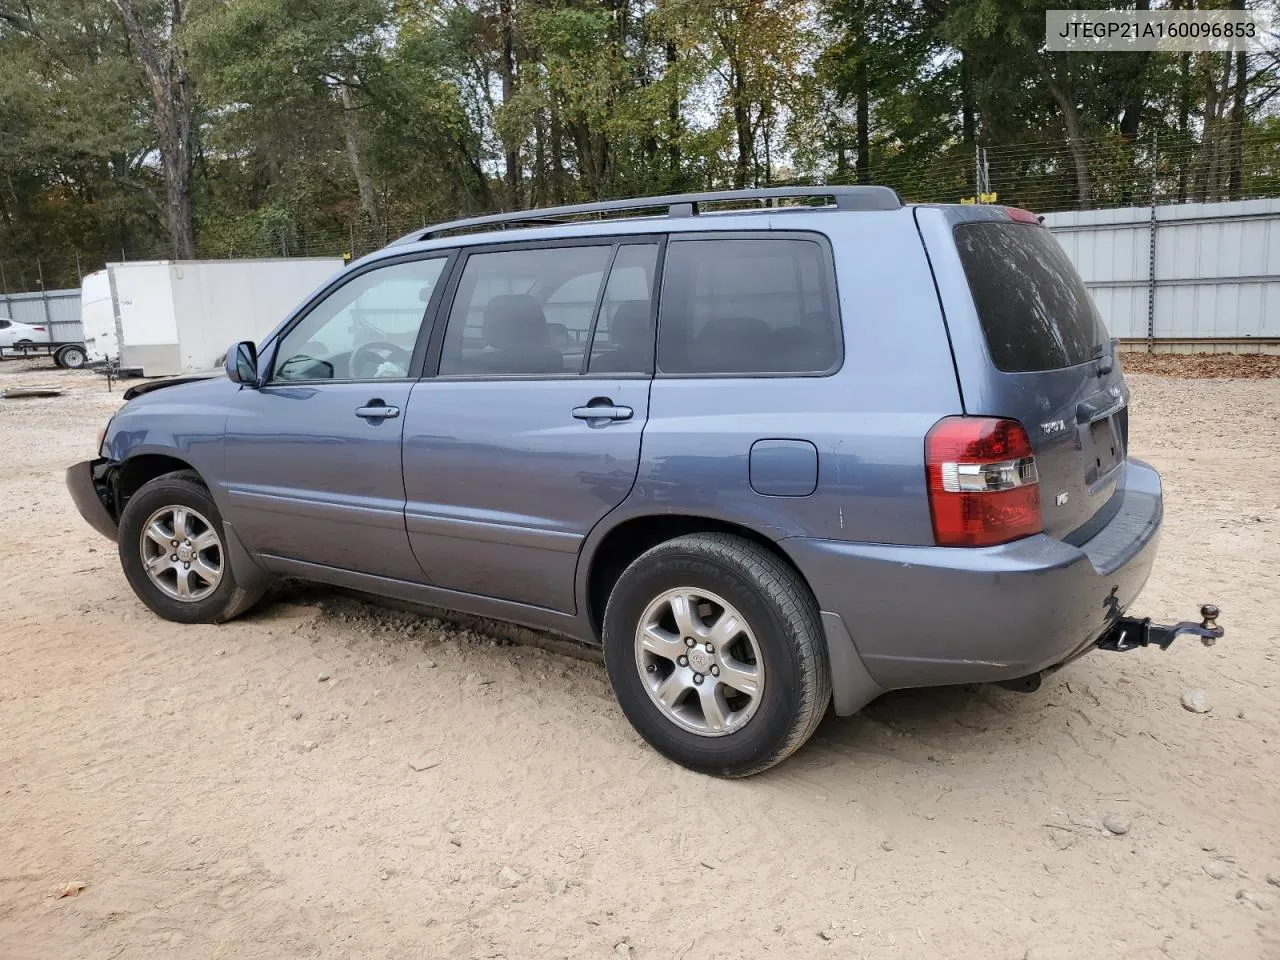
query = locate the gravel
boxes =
[1120,353,1280,379]
[4,357,1278,959]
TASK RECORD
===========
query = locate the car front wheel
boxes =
[117,471,263,624]
[602,533,831,777]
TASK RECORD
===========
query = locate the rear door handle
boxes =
[572,400,633,422]
[355,401,400,421]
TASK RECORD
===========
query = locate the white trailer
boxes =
[81,257,343,376]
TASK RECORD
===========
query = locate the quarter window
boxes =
[656,238,839,375]
[272,258,446,381]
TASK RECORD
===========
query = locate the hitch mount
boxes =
[1096,604,1223,653]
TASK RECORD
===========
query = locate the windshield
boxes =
[954,221,1108,372]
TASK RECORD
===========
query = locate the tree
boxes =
[4,0,1280,288]
[0,0,161,286]
[112,0,197,255]
[662,0,806,188]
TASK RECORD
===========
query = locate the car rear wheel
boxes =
[117,471,262,624]
[602,533,831,777]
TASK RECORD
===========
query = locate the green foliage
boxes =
[2,0,1278,288]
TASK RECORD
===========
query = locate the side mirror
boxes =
[226,340,259,386]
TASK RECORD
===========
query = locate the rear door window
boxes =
[438,245,612,376]
[953,222,1107,372]
[437,241,660,377]
[656,237,840,375]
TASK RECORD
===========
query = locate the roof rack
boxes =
[389,185,902,245]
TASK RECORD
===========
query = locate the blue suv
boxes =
[67,187,1219,776]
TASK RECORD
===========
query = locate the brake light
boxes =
[925,417,1042,547]
[32,325,46,331]
[1005,207,1041,224]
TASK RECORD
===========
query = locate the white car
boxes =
[0,315,87,367]
[0,316,52,348]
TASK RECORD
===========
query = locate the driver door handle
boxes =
[572,399,633,422]
[355,401,400,421]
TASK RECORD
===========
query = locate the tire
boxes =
[602,533,831,777]
[117,470,263,624]
[56,345,87,369]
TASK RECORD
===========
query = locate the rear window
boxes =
[657,238,839,375]
[954,222,1107,372]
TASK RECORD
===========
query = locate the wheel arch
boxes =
[115,453,202,513]
[580,512,808,643]
[580,510,886,719]
[114,455,272,600]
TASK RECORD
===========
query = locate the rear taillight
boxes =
[32,325,46,331]
[925,417,1042,547]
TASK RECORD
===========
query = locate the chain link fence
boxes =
[4,128,1279,293]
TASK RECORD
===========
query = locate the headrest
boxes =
[483,294,548,348]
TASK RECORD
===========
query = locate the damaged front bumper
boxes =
[66,458,119,541]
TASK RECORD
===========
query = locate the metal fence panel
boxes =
[1044,198,1280,351]
[0,288,83,342]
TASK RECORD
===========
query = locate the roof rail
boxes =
[389,185,902,246]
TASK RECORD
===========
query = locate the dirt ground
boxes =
[1,357,1277,960]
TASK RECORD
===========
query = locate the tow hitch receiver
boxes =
[1097,604,1223,653]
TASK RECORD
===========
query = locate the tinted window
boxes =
[657,238,838,375]
[954,222,1107,372]
[273,257,445,381]
[439,246,612,375]
[587,244,659,374]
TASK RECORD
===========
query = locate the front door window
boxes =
[272,258,446,382]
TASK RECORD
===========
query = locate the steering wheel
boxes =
[349,340,412,379]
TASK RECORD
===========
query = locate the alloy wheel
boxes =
[138,505,223,601]
[633,587,765,737]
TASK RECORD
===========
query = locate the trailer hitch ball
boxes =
[1199,604,1220,645]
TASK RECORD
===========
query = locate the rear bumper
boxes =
[66,459,119,541]
[786,458,1163,709]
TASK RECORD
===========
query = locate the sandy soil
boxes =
[1,356,1277,960]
